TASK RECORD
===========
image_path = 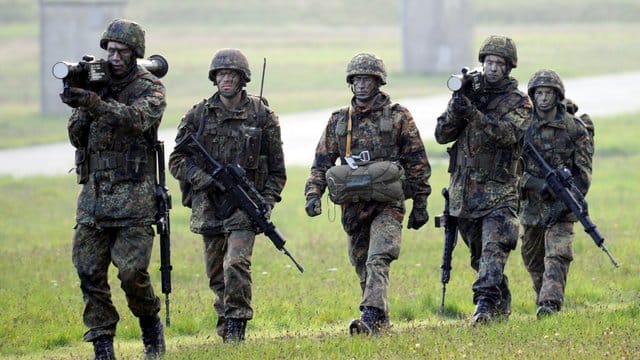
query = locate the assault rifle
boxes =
[434,188,458,315]
[523,141,619,268]
[52,54,169,97]
[154,140,173,326]
[175,134,305,273]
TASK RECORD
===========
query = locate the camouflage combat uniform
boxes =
[305,89,431,322]
[169,49,286,341]
[520,70,593,316]
[435,35,531,321]
[67,52,165,343]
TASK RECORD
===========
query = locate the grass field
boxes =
[0,1,639,359]
[1,110,639,359]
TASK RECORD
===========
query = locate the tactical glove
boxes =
[60,87,100,110]
[407,199,429,230]
[449,93,473,118]
[305,195,322,217]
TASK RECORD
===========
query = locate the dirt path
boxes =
[2,71,639,177]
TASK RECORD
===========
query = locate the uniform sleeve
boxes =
[168,106,209,188]
[261,110,287,202]
[89,77,166,133]
[434,96,468,144]
[67,109,91,148]
[304,114,340,199]
[571,121,593,195]
[397,107,431,203]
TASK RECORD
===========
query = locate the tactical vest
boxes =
[79,71,159,184]
[180,95,269,207]
[451,91,525,183]
[334,104,396,163]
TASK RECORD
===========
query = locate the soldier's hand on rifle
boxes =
[60,87,100,110]
[407,198,429,230]
[263,196,275,219]
[305,195,322,217]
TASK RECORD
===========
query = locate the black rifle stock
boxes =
[523,141,619,268]
[434,188,458,315]
[155,141,173,326]
[177,134,304,273]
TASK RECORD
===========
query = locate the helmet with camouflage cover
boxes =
[346,53,387,85]
[100,19,145,58]
[478,35,517,68]
[208,48,251,84]
[527,69,565,101]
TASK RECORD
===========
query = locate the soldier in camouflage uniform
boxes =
[304,53,431,335]
[168,48,286,343]
[435,35,532,325]
[61,19,166,359]
[520,70,593,318]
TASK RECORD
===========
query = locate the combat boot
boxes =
[93,335,115,360]
[223,318,247,343]
[495,286,512,320]
[536,301,560,319]
[349,306,384,336]
[471,299,495,326]
[139,314,166,359]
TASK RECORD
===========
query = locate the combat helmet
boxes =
[478,35,518,68]
[527,69,565,101]
[208,48,251,83]
[100,19,145,58]
[346,53,387,85]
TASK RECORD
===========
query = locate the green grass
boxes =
[1,111,639,359]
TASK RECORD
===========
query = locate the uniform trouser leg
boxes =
[204,230,255,322]
[348,212,401,315]
[73,225,160,342]
[458,207,518,305]
[112,226,160,318]
[73,224,119,342]
[204,233,227,336]
[539,222,574,307]
[521,225,546,302]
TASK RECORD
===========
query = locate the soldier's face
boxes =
[106,41,134,77]
[534,87,557,112]
[215,69,241,98]
[482,55,507,84]
[351,75,380,102]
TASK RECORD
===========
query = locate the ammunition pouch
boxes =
[457,150,517,184]
[75,148,89,184]
[253,155,268,191]
[325,160,404,204]
[88,144,149,182]
[240,126,262,170]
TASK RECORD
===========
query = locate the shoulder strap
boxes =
[194,99,208,140]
